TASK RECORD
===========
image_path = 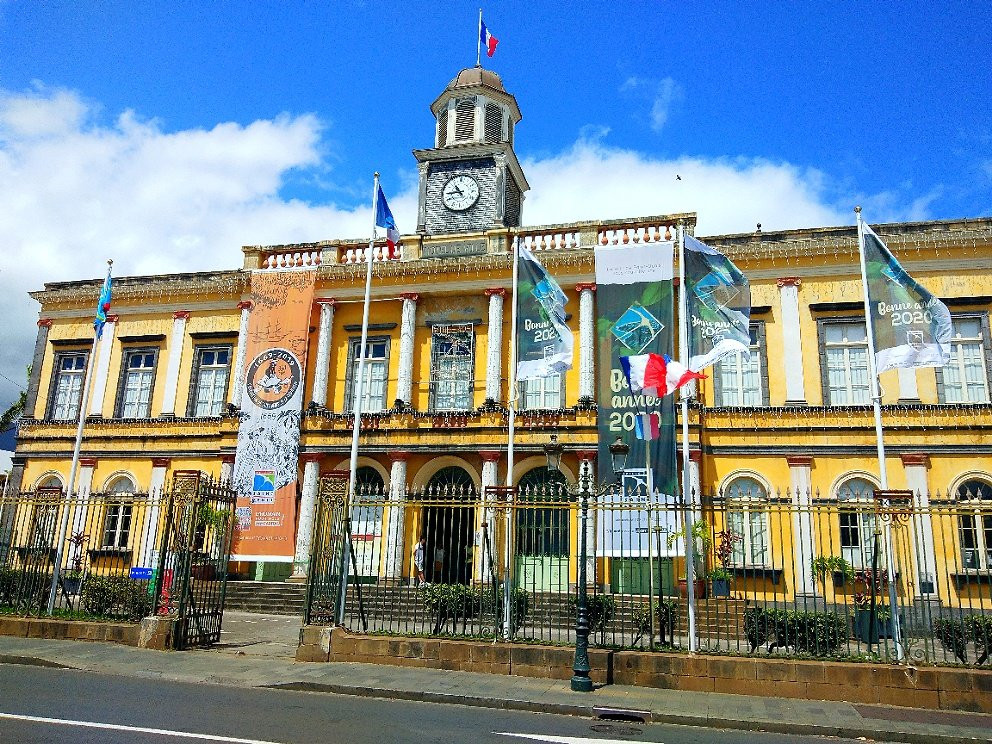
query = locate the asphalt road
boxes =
[0,663,864,744]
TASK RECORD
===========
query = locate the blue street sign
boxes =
[129,567,154,580]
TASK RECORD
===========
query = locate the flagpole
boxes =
[476,8,483,67]
[337,173,380,625]
[855,206,903,658]
[47,259,112,614]
[502,234,520,639]
[677,224,697,653]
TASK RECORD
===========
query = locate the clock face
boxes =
[441,175,480,211]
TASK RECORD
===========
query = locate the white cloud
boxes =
[620,76,683,133]
[522,137,849,236]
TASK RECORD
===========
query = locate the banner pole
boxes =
[855,206,902,658]
[677,223,697,653]
[477,8,483,67]
[502,235,520,640]
[337,173,379,625]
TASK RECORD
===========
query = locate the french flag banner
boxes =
[375,185,400,259]
[480,19,499,57]
[621,352,706,398]
[634,411,662,441]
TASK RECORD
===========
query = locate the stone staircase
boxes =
[221,581,749,640]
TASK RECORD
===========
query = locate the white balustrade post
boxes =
[139,457,170,568]
[291,454,323,579]
[230,301,253,409]
[484,288,506,405]
[476,451,501,582]
[788,456,817,602]
[902,453,937,598]
[385,452,409,580]
[777,277,807,405]
[576,283,596,403]
[395,293,419,408]
[311,299,337,407]
[160,311,190,417]
[88,315,118,417]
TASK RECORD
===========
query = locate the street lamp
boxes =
[544,434,629,692]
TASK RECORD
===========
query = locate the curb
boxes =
[0,655,73,670]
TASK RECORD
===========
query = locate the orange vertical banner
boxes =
[231,270,316,561]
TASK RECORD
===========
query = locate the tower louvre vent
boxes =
[437,108,448,147]
[484,102,503,143]
[455,97,475,141]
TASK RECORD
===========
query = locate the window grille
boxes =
[484,102,502,142]
[454,97,475,141]
[429,323,474,411]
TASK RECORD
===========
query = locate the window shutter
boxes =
[454,98,475,141]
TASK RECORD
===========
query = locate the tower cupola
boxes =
[430,67,522,148]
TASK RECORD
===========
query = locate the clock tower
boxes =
[414,67,529,236]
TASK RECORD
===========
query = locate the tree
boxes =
[0,365,30,437]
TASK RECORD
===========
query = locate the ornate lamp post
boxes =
[544,433,629,692]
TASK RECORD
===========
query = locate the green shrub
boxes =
[744,606,846,656]
[419,583,481,634]
[0,566,52,610]
[480,585,531,635]
[80,575,151,621]
[569,593,616,642]
[966,615,992,665]
[632,598,679,646]
[933,617,969,664]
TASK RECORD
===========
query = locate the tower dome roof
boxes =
[431,66,520,122]
[445,66,506,94]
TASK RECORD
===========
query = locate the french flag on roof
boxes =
[375,184,400,259]
[480,18,499,57]
[620,353,706,398]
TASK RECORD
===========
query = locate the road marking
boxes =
[496,734,652,744]
[0,712,286,743]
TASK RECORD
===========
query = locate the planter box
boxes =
[852,608,902,644]
[710,579,730,597]
[678,578,707,599]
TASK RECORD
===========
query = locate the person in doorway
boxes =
[413,537,426,585]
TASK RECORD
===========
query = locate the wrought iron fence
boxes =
[0,472,236,649]
[307,479,992,666]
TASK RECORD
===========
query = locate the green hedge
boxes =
[934,615,992,665]
[80,575,151,621]
[419,583,531,636]
[744,606,847,656]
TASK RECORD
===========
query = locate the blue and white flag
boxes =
[685,235,750,372]
[94,264,113,339]
[515,244,573,381]
[861,221,951,373]
[375,185,400,259]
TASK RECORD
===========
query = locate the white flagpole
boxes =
[337,173,380,624]
[476,8,483,67]
[502,235,520,639]
[47,259,112,613]
[677,224,697,653]
[854,206,903,657]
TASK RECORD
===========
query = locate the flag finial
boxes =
[854,205,862,214]
[374,171,380,178]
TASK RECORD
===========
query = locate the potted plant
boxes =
[63,531,89,594]
[811,554,855,588]
[710,528,741,597]
[667,520,711,599]
[851,568,891,644]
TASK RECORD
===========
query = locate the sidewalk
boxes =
[0,613,989,744]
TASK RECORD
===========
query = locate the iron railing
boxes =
[305,481,992,666]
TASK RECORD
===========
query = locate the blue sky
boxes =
[0,0,990,413]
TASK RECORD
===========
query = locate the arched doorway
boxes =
[351,467,385,580]
[515,467,569,592]
[422,467,475,585]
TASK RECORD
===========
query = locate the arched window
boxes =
[103,476,136,550]
[723,476,769,566]
[516,468,569,558]
[31,476,63,548]
[837,476,880,568]
[956,477,992,570]
[424,466,476,499]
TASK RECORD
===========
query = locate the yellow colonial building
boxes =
[6,67,992,625]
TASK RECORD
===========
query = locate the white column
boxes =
[484,288,506,404]
[788,456,816,599]
[897,367,920,402]
[777,277,807,404]
[385,452,409,580]
[291,454,323,578]
[220,455,235,483]
[71,458,97,536]
[139,458,170,567]
[576,283,596,402]
[231,301,253,409]
[902,454,936,597]
[688,451,702,502]
[476,451,500,582]
[311,300,336,407]
[160,311,190,416]
[88,315,118,417]
[396,293,419,408]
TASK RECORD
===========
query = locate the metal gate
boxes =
[152,470,236,649]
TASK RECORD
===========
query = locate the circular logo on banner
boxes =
[245,348,301,410]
